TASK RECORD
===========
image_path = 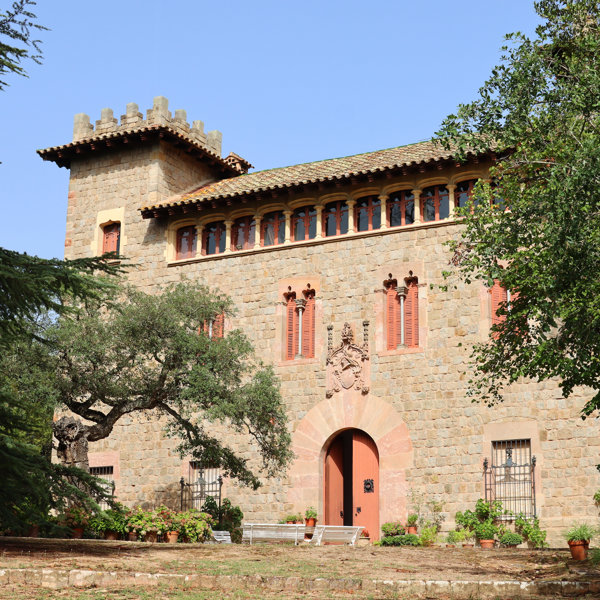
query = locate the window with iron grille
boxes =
[484,439,536,519]
[90,466,115,510]
[187,462,222,509]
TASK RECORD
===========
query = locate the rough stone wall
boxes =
[62,146,599,547]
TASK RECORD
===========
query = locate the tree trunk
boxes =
[53,416,90,471]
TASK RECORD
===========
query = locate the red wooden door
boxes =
[352,431,380,540]
[324,436,344,526]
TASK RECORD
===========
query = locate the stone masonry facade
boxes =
[40,97,599,545]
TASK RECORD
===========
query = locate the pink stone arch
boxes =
[287,394,413,526]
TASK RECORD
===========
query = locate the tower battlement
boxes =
[72,96,223,156]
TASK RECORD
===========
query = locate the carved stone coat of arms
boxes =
[326,322,370,397]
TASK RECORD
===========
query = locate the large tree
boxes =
[49,281,292,490]
[436,1,600,417]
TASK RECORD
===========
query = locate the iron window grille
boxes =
[90,466,115,510]
[484,439,536,519]
[180,462,222,512]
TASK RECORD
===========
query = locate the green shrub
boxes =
[419,524,438,546]
[90,504,128,536]
[381,521,405,537]
[201,497,243,542]
[500,532,523,546]
[563,523,595,542]
[446,530,465,544]
[590,548,600,566]
[515,515,548,548]
[179,509,214,543]
[379,534,420,546]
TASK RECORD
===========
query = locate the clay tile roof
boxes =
[140,139,461,213]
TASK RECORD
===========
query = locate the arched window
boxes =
[355,196,381,232]
[421,185,449,222]
[231,216,255,251]
[387,191,414,227]
[456,179,477,210]
[323,200,349,237]
[102,222,121,255]
[384,273,419,349]
[261,211,285,246]
[202,221,226,255]
[284,285,316,360]
[175,225,196,260]
[292,206,317,242]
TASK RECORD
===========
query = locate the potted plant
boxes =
[179,509,214,543]
[419,523,438,547]
[445,530,464,548]
[564,524,595,560]
[90,507,127,540]
[475,520,497,549]
[304,507,317,527]
[499,532,523,548]
[406,514,418,535]
[155,506,180,543]
[62,505,91,539]
[126,506,166,543]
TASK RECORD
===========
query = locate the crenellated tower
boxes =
[38,96,251,265]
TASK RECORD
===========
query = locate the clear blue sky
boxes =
[1,0,540,259]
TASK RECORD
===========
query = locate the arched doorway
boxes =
[324,429,380,540]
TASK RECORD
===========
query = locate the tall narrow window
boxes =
[387,191,414,227]
[284,285,316,360]
[176,225,197,260]
[202,221,226,255]
[384,273,419,349]
[490,280,510,338]
[421,186,449,222]
[261,211,285,246]
[202,313,225,339]
[292,206,317,242]
[102,223,120,255]
[231,216,255,251]
[323,200,349,237]
[355,196,381,232]
[90,466,115,510]
[456,179,477,210]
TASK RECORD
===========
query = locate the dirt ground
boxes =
[0,537,598,599]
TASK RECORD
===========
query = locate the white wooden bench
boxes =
[310,525,364,546]
[242,523,306,545]
[211,530,232,543]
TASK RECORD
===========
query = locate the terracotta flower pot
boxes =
[446,544,455,548]
[406,526,417,535]
[305,518,317,527]
[568,540,589,561]
[165,531,179,544]
[479,539,495,549]
[71,527,84,539]
[462,543,474,548]
[127,532,137,542]
[104,531,119,541]
[144,531,158,543]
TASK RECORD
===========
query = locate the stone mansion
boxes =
[39,97,598,543]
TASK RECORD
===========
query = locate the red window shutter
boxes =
[102,223,120,254]
[302,295,315,358]
[286,297,297,360]
[491,280,508,337]
[386,287,397,350]
[213,313,224,339]
[405,279,419,348]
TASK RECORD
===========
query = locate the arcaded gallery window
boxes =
[484,439,536,518]
[421,185,450,222]
[261,211,285,246]
[202,221,226,255]
[355,196,381,232]
[384,274,419,349]
[284,285,316,360]
[175,225,197,260]
[292,206,317,242]
[323,200,349,237]
[231,216,255,251]
[102,222,121,255]
[456,179,477,210]
[387,191,414,227]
